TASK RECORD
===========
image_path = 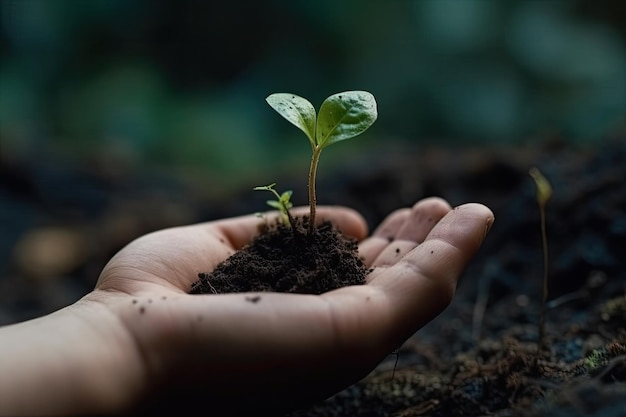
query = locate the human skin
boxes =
[0,198,494,416]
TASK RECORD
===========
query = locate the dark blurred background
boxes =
[1,0,625,324]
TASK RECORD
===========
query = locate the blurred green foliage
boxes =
[1,0,625,185]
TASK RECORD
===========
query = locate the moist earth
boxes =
[190,217,368,295]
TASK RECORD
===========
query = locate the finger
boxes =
[358,208,409,265]
[369,198,451,268]
[367,239,418,269]
[359,198,451,267]
[366,203,494,342]
[213,205,368,250]
[395,197,451,241]
[372,208,412,239]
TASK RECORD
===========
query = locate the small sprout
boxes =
[529,167,553,207]
[529,166,552,362]
[266,91,377,235]
[253,183,294,228]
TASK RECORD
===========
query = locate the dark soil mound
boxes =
[190,217,368,295]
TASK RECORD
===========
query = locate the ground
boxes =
[1,136,625,416]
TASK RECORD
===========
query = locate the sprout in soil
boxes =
[266,91,378,235]
[529,166,553,362]
[253,183,295,228]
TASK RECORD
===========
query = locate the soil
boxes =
[189,217,368,295]
[2,135,625,416]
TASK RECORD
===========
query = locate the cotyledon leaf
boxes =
[316,91,377,148]
[266,93,316,146]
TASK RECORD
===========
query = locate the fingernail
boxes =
[484,215,495,238]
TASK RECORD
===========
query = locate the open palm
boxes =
[93,198,493,415]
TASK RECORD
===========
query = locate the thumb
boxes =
[213,205,368,250]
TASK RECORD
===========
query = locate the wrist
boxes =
[0,292,144,416]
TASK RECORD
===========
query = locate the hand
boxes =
[0,198,493,416]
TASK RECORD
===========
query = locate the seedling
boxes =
[266,91,377,235]
[253,183,294,228]
[529,166,553,362]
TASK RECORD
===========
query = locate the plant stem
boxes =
[308,146,322,235]
[283,203,296,231]
[537,203,549,359]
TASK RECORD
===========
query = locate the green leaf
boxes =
[316,91,377,148]
[266,200,282,209]
[529,167,553,206]
[279,190,293,205]
[266,93,316,146]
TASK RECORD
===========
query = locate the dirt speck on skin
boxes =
[245,295,261,303]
